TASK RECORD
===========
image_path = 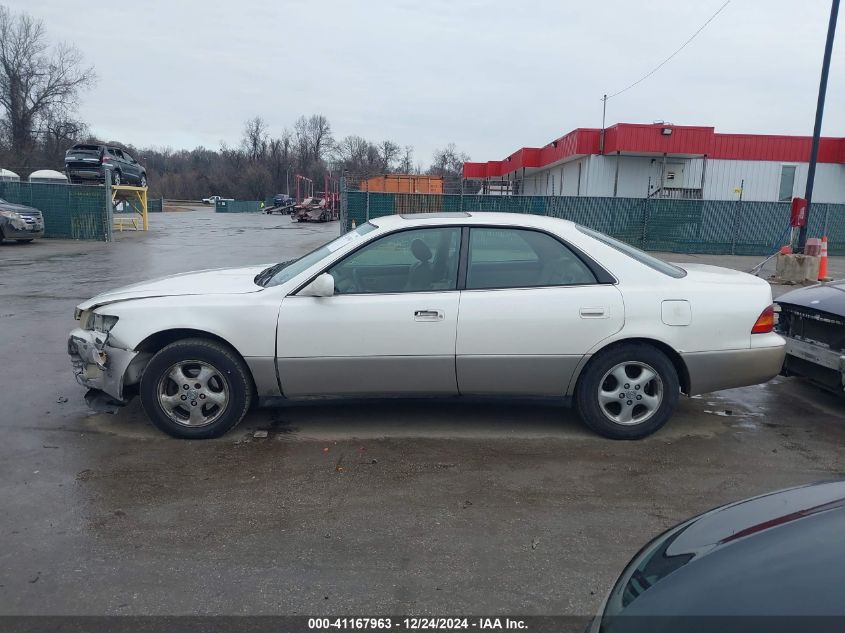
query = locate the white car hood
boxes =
[77,265,269,310]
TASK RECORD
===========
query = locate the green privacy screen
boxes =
[343,192,845,256]
[0,181,109,240]
[215,199,274,213]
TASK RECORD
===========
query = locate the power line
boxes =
[607,1,731,100]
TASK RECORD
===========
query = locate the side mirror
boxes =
[299,273,334,297]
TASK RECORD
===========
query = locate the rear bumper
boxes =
[682,339,786,395]
[66,166,105,181]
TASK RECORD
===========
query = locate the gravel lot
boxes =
[1,210,844,616]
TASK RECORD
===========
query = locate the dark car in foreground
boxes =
[776,281,845,394]
[0,197,45,243]
[591,481,845,632]
[65,144,147,187]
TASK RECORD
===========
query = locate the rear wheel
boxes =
[575,343,679,439]
[139,338,252,439]
[112,171,122,186]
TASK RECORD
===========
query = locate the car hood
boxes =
[0,200,40,214]
[77,265,270,310]
[605,482,845,618]
[776,279,845,315]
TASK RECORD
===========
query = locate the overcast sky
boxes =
[11,0,845,166]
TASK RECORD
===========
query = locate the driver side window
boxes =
[328,227,460,294]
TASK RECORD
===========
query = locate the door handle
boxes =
[414,309,444,321]
[580,307,608,319]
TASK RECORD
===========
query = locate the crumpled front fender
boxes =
[68,328,148,403]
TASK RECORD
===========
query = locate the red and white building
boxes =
[462,123,845,203]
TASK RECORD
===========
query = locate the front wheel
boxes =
[139,338,253,439]
[139,173,147,188]
[575,343,679,440]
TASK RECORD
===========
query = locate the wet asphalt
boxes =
[1,209,844,616]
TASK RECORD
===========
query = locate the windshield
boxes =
[259,222,379,287]
[576,225,687,279]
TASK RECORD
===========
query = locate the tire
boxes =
[16,239,34,243]
[112,171,122,186]
[139,173,147,188]
[139,338,253,439]
[575,343,679,440]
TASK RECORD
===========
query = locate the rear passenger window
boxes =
[466,228,596,289]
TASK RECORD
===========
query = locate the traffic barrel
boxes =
[818,236,829,281]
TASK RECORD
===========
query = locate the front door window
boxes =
[328,227,461,294]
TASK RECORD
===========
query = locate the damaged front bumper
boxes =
[68,328,147,407]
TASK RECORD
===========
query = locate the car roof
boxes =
[369,212,576,230]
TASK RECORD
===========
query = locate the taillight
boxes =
[751,305,775,334]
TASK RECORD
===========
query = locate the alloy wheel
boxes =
[156,360,230,427]
[597,361,663,425]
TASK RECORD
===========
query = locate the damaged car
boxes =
[69,212,785,440]
[776,280,845,394]
[0,198,45,243]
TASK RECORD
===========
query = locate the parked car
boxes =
[266,193,295,214]
[0,197,45,243]
[67,212,784,439]
[590,481,845,631]
[776,281,845,394]
[273,193,294,207]
[202,195,233,205]
[64,144,147,187]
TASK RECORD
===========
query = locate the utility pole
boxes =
[799,0,839,251]
[600,94,608,154]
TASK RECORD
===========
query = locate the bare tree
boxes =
[303,114,332,163]
[398,145,415,174]
[379,140,400,171]
[241,116,268,161]
[428,143,470,179]
[0,5,95,163]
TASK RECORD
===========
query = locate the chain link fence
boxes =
[340,188,845,256]
[0,180,110,240]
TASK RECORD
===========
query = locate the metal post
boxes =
[104,167,114,242]
[799,0,840,250]
[339,171,346,234]
[600,94,607,154]
[613,151,620,197]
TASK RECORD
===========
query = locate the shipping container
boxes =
[358,174,444,194]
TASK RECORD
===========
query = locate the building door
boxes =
[663,163,685,189]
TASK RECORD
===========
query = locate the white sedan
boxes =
[68,213,785,440]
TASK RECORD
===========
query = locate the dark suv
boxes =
[65,144,147,187]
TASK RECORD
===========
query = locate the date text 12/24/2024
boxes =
[308,618,529,630]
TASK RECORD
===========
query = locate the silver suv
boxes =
[0,198,45,243]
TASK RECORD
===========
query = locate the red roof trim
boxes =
[463,123,845,179]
